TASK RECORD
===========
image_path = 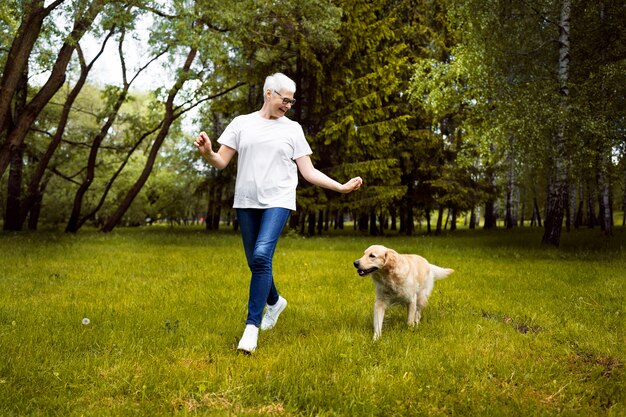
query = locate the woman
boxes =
[195,73,362,353]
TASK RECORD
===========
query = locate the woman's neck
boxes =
[258,103,279,120]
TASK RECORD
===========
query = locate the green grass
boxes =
[0,226,624,416]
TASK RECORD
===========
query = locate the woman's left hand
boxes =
[340,177,363,193]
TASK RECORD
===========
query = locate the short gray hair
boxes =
[263,73,296,97]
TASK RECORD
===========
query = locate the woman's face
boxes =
[266,89,295,119]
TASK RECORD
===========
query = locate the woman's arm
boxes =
[194,131,236,170]
[295,155,362,193]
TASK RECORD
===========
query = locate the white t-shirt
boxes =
[217,111,312,210]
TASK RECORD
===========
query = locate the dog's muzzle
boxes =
[353,260,378,277]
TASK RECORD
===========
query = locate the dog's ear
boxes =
[383,250,396,269]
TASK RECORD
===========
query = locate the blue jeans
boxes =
[236,208,291,327]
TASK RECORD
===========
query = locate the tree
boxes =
[101,0,255,232]
[0,0,105,180]
[3,0,623,235]
[65,20,168,233]
[542,0,571,246]
[411,0,626,245]
[0,0,65,136]
[304,0,414,234]
[17,25,116,230]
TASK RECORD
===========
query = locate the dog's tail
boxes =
[431,264,454,280]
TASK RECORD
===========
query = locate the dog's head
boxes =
[353,245,395,277]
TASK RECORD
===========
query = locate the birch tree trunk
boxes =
[587,179,597,228]
[542,0,571,246]
[597,1,612,236]
[623,165,626,226]
[483,142,497,229]
[505,134,516,229]
[574,179,584,228]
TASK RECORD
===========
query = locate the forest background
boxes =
[0,0,625,247]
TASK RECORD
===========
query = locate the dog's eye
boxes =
[369,253,376,258]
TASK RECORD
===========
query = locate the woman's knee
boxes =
[250,250,272,273]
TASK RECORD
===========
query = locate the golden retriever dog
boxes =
[353,245,454,340]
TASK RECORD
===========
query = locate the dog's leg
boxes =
[407,295,418,327]
[373,299,386,340]
[415,291,428,325]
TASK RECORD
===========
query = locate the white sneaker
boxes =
[260,296,287,331]
[237,324,258,353]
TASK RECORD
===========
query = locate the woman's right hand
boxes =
[194,131,213,156]
[194,131,236,170]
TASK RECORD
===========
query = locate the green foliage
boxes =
[302,0,415,214]
[2,0,624,235]
[410,0,626,230]
[0,228,624,415]
[0,1,20,34]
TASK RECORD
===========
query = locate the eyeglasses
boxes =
[273,90,296,106]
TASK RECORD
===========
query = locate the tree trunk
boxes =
[212,188,222,230]
[597,0,612,237]
[317,210,323,235]
[299,213,305,234]
[101,48,197,233]
[505,189,514,229]
[0,0,64,134]
[484,200,496,229]
[566,181,575,230]
[3,66,28,231]
[597,171,606,233]
[483,143,497,229]
[307,211,315,236]
[573,179,583,228]
[289,211,300,230]
[586,179,596,228]
[368,208,378,236]
[324,208,330,231]
[20,43,94,227]
[404,201,414,236]
[505,134,515,229]
[64,33,121,233]
[358,212,368,231]
[541,0,570,247]
[564,188,572,232]
[469,206,477,229]
[531,196,542,227]
[3,144,24,231]
[27,178,48,230]
[66,85,129,233]
[450,207,457,231]
[435,206,444,235]
[205,182,223,230]
[623,164,626,226]
[335,210,344,230]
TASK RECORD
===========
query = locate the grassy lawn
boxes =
[0,226,624,416]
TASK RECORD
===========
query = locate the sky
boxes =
[81,15,172,92]
[31,8,170,93]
